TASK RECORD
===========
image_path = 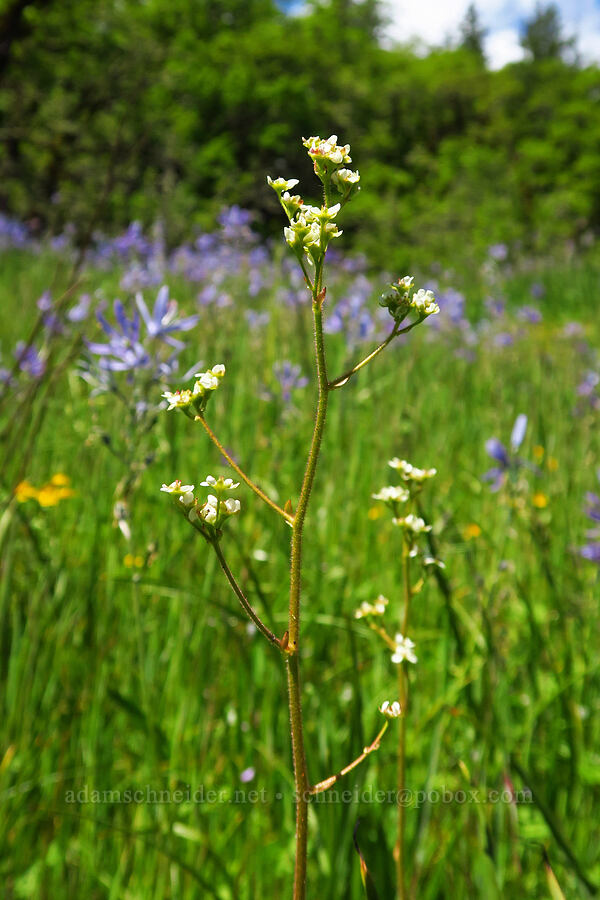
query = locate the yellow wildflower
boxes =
[532,445,545,462]
[124,554,144,569]
[368,506,383,520]
[36,488,62,507]
[547,457,559,471]
[532,492,548,508]
[14,476,75,507]
[462,523,481,540]
[49,473,71,486]
[14,481,38,502]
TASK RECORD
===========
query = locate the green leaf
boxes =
[353,822,380,900]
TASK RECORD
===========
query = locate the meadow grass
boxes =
[0,246,599,899]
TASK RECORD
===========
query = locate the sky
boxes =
[381,0,600,68]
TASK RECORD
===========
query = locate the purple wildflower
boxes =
[240,767,256,784]
[482,414,528,491]
[579,474,600,564]
[86,285,196,375]
[488,243,508,261]
[245,310,270,330]
[273,361,308,404]
[492,332,514,348]
[135,285,198,348]
[67,294,92,323]
[516,305,542,324]
[562,322,585,338]
[14,341,46,377]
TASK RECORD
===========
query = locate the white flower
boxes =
[267,176,300,193]
[303,203,341,222]
[281,192,303,215]
[393,514,431,534]
[410,288,440,317]
[388,459,437,483]
[179,491,195,508]
[223,498,241,516]
[332,168,360,186]
[161,480,195,495]
[199,495,219,524]
[423,556,446,569]
[162,389,193,411]
[200,475,240,491]
[391,633,417,665]
[193,365,225,393]
[371,485,410,504]
[379,700,402,719]
[396,275,414,293]
[354,594,389,619]
[196,372,219,391]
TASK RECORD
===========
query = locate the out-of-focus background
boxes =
[1,1,599,898]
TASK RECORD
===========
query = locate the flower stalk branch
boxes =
[196,413,294,525]
[310,720,390,794]
[328,320,423,390]
[211,539,282,648]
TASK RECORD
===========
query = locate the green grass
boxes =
[0,248,599,899]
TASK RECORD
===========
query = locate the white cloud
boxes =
[486,27,523,68]
[381,0,600,68]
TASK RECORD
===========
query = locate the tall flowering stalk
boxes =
[160,135,439,899]
[369,460,440,899]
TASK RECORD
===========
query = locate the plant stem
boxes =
[310,721,389,794]
[396,544,411,900]
[196,414,294,525]
[287,290,329,900]
[211,540,281,648]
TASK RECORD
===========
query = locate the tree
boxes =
[520,2,576,62]
[459,3,486,61]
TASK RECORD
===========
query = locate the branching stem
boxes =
[287,262,330,900]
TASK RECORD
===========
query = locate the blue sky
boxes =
[283,1,600,68]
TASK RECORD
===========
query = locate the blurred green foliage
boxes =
[0,0,599,269]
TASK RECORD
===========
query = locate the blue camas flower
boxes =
[86,285,198,374]
[483,414,528,491]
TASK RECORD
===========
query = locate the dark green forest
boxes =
[1,0,599,268]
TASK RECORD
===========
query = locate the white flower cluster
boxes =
[379,277,439,323]
[410,288,440,317]
[372,485,410,504]
[391,633,417,665]
[162,364,225,416]
[392,514,432,535]
[373,459,438,557]
[303,134,351,167]
[189,494,241,527]
[283,203,343,260]
[388,459,437,483]
[355,594,389,619]
[161,474,240,538]
[379,700,402,719]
